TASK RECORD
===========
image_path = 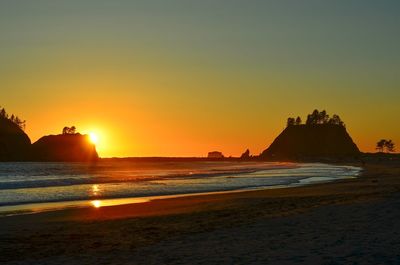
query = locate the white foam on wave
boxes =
[0,162,361,214]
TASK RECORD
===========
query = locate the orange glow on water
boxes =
[90,198,150,209]
[91,185,100,196]
[91,200,101,208]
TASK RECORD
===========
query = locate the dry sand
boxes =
[1,161,400,264]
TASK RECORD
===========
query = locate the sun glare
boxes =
[89,132,99,144]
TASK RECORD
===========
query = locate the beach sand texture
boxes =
[1,162,400,264]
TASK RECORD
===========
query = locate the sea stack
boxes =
[260,110,360,161]
[31,134,99,162]
[0,116,31,161]
[260,124,360,160]
[240,149,251,159]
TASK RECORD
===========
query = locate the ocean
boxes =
[0,161,361,215]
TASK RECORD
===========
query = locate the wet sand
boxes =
[1,161,400,264]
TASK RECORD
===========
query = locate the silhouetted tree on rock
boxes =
[291,109,345,127]
[62,126,77,135]
[318,110,329,124]
[0,106,26,131]
[328,114,344,126]
[287,117,295,127]
[295,116,302,125]
[0,108,6,118]
[306,109,320,125]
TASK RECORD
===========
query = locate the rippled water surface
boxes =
[0,161,361,210]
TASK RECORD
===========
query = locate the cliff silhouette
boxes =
[31,134,99,162]
[0,116,31,161]
[260,124,360,160]
[0,107,364,162]
[0,107,98,161]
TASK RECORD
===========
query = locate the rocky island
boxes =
[260,110,360,161]
[0,107,98,162]
[31,133,99,162]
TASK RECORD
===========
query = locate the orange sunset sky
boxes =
[1,1,399,157]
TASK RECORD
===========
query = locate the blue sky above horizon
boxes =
[1,0,399,157]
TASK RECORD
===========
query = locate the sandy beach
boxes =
[1,161,400,264]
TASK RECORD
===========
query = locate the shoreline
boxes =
[1,161,399,264]
[0,162,374,223]
[0,163,361,217]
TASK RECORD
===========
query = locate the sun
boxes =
[89,132,99,144]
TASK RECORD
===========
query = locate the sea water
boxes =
[0,161,361,214]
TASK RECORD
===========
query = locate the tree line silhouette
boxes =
[0,106,26,131]
[287,109,345,127]
[376,139,395,153]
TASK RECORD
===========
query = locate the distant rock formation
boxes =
[0,106,99,162]
[240,149,250,159]
[31,134,99,162]
[260,124,360,160]
[0,116,31,161]
[208,151,224,158]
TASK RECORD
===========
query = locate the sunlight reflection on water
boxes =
[89,197,150,209]
[0,162,361,215]
[91,184,100,196]
[91,200,101,208]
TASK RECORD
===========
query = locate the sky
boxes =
[1,0,399,157]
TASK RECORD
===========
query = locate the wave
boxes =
[0,162,361,208]
[0,162,297,190]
